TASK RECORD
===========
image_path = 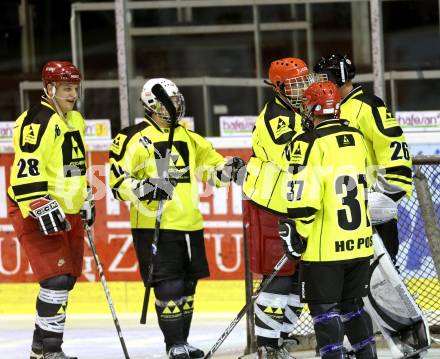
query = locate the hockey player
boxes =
[242,58,315,359]
[7,61,94,359]
[314,54,429,359]
[279,81,378,359]
[313,53,412,264]
[109,78,245,359]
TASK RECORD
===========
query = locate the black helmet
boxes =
[313,54,355,87]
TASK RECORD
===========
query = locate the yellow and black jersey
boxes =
[8,101,88,218]
[285,119,373,262]
[243,96,303,213]
[109,117,226,231]
[340,85,412,200]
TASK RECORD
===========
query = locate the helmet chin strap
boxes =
[301,108,315,131]
[43,84,77,124]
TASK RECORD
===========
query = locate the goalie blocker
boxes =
[363,233,431,359]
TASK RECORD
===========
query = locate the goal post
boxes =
[242,155,440,351]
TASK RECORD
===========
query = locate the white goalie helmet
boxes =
[140,78,185,123]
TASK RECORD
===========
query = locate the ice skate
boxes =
[168,344,190,359]
[185,343,205,358]
[30,347,43,359]
[258,346,296,359]
[43,351,78,359]
[277,346,297,359]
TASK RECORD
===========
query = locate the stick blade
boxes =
[151,83,177,123]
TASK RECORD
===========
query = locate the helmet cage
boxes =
[146,93,185,124]
[283,73,314,108]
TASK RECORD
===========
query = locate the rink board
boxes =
[0,279,245,314]
[0,278,439,315]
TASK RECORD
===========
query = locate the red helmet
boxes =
[302,81,341,117]
[42,61,81,85]
[268,58,313,108]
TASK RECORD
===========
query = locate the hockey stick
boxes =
[204,254,289,359]
[140,84,178,324]
[84,224,131,359]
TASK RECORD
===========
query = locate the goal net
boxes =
[243,155,440,352]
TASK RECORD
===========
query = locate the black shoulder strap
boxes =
[19,104,55,153]
[263,99,297,145]
[109,121,149,161]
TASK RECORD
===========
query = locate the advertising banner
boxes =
[219,116,257,137]
[396,111,440,132]
[0,147,252,283]
[84,119,112,139]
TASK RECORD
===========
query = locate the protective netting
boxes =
[245,156,440,341]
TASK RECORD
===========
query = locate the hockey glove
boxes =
[218,157,246,185]
[80,186,96,227]
[368,190,398,225]
[30,195,71,236]
[133,177,176,201]
[278,219,306,261]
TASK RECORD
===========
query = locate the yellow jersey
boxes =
[109,117,226,230]
[340,86,412,200]
[8,101,88,217]
[243,97,303,213]
[285,119,373,262]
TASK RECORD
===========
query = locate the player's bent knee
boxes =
[40,274,76,291]
[309,303,345,359]
[184,279,197,296]
[154,279,185,301]
[338,297,362,313]
[309,302,339,317]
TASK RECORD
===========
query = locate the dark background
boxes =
[0,0,439,135]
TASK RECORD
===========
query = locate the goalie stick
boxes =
[85,224,131,359]
[140,83,178,324]
[204,254,289,359]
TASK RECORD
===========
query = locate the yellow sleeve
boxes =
[109,130,144,202]
[286,138,323,238]
[252,104,302,171]
[188,130,226,187]
[9,117,55,217]
[357,96,412,199]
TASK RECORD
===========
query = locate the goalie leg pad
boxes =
[339,299,377,359]
[309,303,345,359]
[36,275,74,353]
[154,279,186,350]
[365,233,431,358]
